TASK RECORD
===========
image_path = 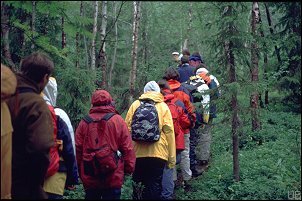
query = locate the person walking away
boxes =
[158,79,191,199]
[76,89,136,200]
[125,81,176,200]
[6,52,55,199]
[1,64,17,199]
[177,55,195,83]
[42,77,79,199]
[183,68,211,177]
[163,67,196,189]
[192,66,220,172]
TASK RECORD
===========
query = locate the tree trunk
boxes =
[97,1,108,89]
[129,1,141,104]
[91,1,99,70]
[258,3,268,106]
[223,5,239,182]
[264,3,281,64]
[226,39,240,182]
[108,1,118,91]
[76,1,83,68]
[31,1,36,49]
[183,3,192,50]
[250,2,261,131]
[62,16,66,49]
[1,2,16,71]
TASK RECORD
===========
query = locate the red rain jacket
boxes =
[75,90,135,189]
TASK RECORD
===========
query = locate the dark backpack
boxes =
[182,80,204,103]
[82,113,120,178]
[18,87,60,178]
[131,99,160,142]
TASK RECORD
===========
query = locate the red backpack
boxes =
[82,113,120,178]
[165,98,185,151]
[45,105,60,178]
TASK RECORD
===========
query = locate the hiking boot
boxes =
[191,167,203,178]
[183,180,192,192]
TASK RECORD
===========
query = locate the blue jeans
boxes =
[85,188,121,200]
[161,152,182,200]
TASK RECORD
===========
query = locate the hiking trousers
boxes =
[196,119,213,162]
[132,157,166,200]
[173,133,191,181]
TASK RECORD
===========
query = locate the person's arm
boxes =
[75,120,85,177]
[25,100,54,186]
[57,116,79,185]
[115,116,136,175]
[198,84,210,124]
[162,105,176,169]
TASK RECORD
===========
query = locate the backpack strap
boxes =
[18,87,36,94]
[83,113,116,124]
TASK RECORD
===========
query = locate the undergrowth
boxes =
[63,102,301,200]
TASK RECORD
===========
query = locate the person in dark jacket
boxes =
[177,55,195,83]
[42,77,79,199]
[7,52,55,199]
[76,89,136,200]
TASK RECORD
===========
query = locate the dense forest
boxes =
[1,1,301,200]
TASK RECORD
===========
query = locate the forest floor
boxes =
[64,97,301,200]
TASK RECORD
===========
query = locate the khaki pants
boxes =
[195,119,212,162]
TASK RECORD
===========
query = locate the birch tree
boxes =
[250,2,261,131]
[108,1,118,90]
[98,1,108,89]
[183,2,192,50]
[129,1,141,104]
[91,1,99,70]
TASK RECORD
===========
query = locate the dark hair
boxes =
[181,55,189,64]
[20,52,54,83]
[157,79,170,95]
[182,48,190,56]
[191,51,204,63]
[163,67,180,81]
[194,63,210,75]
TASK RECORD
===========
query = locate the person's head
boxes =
[143,81,160,93]
[157,79,171,95]
[91,89,114,107]
[172,52,180,62]
[196,67,211,84]
[20,52,54,90]
[163,67,180,81]
[194,63,209,75]
[1,64,17,100]
[181,55,189,64]
[42,77,57,106]
[189,52,204,67]
[182,48,190,57]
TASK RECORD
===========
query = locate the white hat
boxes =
[172,52,179,55]
[144,81,160,93]
[196,67,209,75]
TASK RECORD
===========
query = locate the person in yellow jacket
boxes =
[1,64,17,199]
[125,81,176,200]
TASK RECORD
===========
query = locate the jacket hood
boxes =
[143,81,160,93]
[91,89,113,106]
[42,77,57,106]
[167,79,181,90]
[1,64,17,99]
[139,91,164,103]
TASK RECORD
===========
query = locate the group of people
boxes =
[1,49,220,200]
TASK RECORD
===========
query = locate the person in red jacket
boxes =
[163,67,196,190]
[75,89,136,200]
[158,79,191,199]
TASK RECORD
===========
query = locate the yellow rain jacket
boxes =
[125,91,176,169]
